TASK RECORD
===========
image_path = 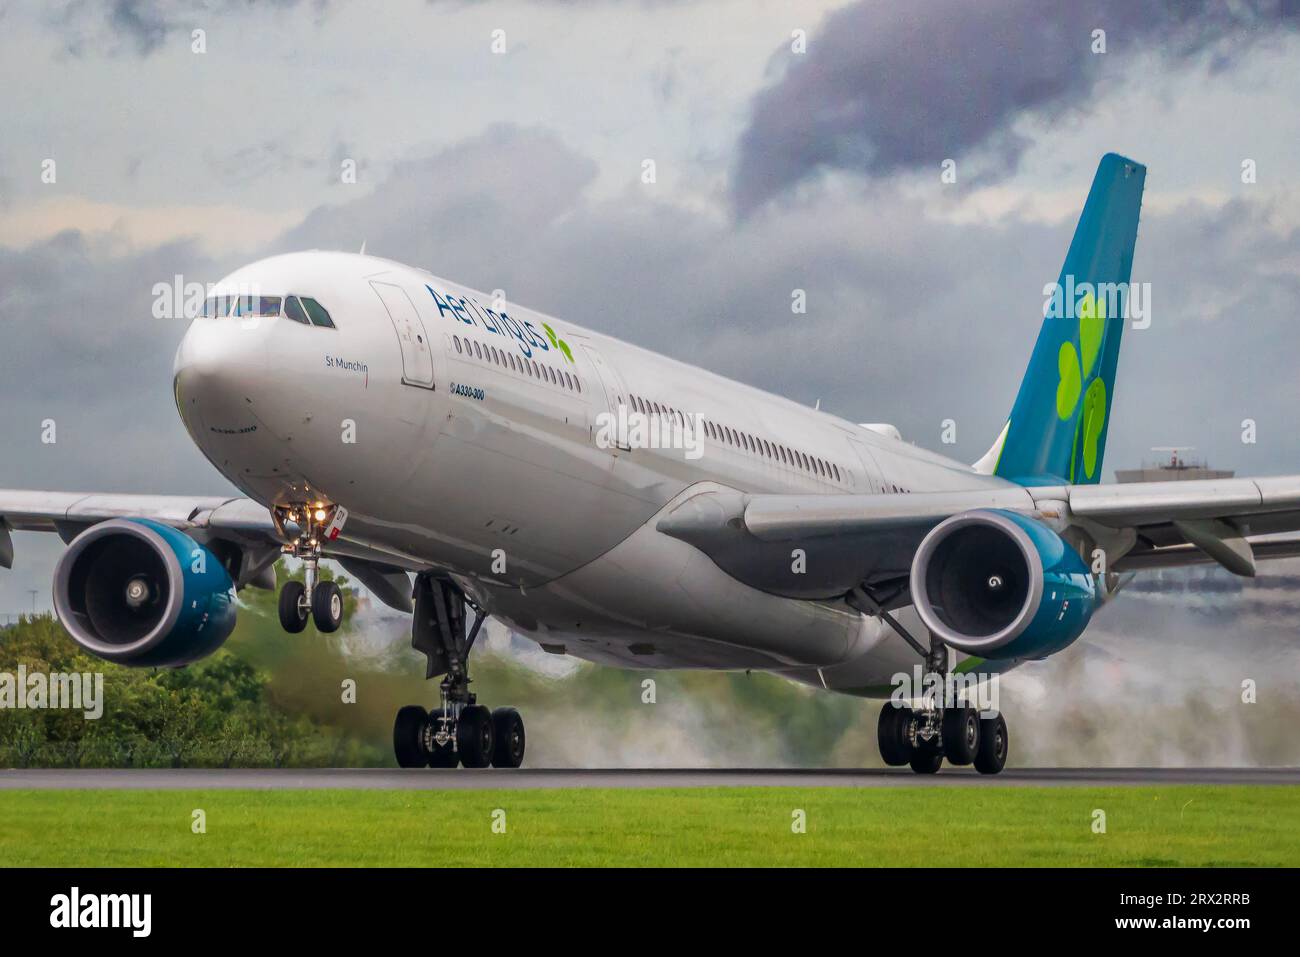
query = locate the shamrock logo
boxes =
[1055,290,1109,480]
[541,322,574,363]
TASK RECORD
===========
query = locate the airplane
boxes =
[4,152,1298,773]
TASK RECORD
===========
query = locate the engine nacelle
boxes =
[53,519,236,667]
[910,509,1095,660]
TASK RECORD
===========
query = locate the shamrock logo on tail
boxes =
[541,322,574,363]
[1055,290,1109,480]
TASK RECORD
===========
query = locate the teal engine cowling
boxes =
[53,518,237,667]
[909,509,1095,660]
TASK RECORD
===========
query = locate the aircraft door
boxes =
[580,343,631,451]
[371,281,435,388]
[848,438,886,493]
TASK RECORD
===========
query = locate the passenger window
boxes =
[473,341,483,359]
[284,296,310,325]
[301,298,335,328]
[454,336,463,354]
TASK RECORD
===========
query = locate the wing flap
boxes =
[1067,476,1300,527]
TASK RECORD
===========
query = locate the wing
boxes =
[656,476,1300,602]
[0,488,284,585]
[0,489,415,610]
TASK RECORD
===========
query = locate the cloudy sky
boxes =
[1,0,1299,612]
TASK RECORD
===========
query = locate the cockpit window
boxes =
[201,295,232,318]
[232,295,281,317]
[301,297,336,328]
[283,295,310,325]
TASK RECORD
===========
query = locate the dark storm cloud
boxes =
[0,230,236,492]
[732,0,1300,216]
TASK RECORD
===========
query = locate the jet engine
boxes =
[53,518,236,667]
[909,509,1096,660]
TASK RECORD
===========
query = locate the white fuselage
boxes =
[172,251,1014,695]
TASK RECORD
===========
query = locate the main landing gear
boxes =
[877,701,1008,775]
[392,574,526,769]
[272,503,345,634]
[850,586,1009,775]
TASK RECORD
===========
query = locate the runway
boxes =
[2,767,1299,790]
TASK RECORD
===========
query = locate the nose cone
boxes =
[173,318,270,444]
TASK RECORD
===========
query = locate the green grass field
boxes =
[2,785,1299,866]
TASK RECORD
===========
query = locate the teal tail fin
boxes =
[989,153,1146,486]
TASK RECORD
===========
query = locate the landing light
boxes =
[314,509,327,522]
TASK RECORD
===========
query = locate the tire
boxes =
[942,705,981,766]
[909,740,943,774]
[426,709,458,768]
[311,580,343,633]
[876,703,913,767]
[974,712,1009,775]
[491,707,526,768]
[278,581,309,633]
[456,704,495,768]
[393,705,429,768]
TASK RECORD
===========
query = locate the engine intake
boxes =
[910,509,1095,660]
[53,519,236,667]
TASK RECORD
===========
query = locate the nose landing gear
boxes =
[272,503,346,634]
[392,574,527,769]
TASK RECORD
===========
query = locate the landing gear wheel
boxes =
[491,707,526,768]
[456,704,495,768]
[426,708,458,768]
[393,705,429,768]
[877,704,914,767]
[942,705,981,766]
[311,580,343,633]
[909,741,943,774]
[974,712,1009,775]
[278,581,308,633]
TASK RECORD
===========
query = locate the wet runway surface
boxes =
[3,767,1299,789]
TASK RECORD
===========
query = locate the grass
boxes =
[2,786,1298,867]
